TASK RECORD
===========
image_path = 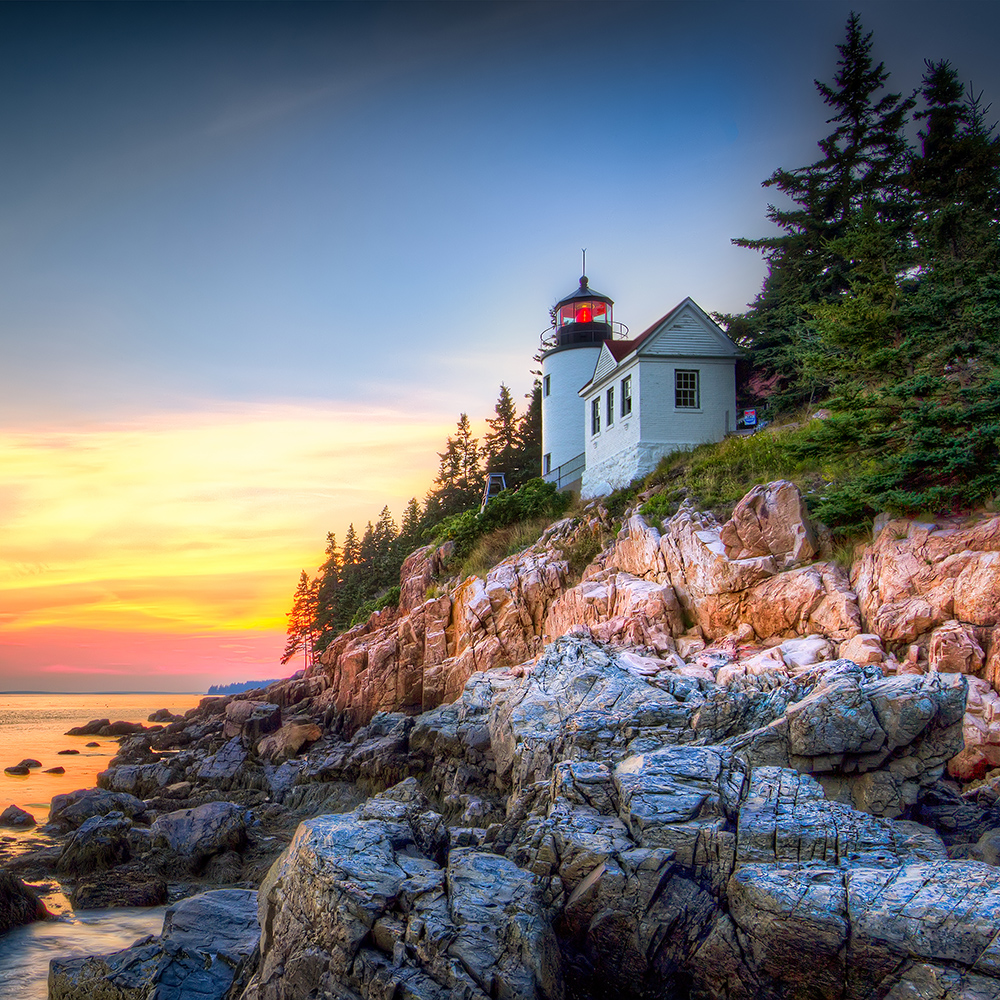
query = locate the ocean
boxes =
[0,691,206,1000]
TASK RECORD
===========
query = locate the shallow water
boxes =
[0,693,203,826]
[0,692,204,998]
[0,907,167,1000]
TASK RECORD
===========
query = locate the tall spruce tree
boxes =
[280,570,319,666]
[312,532,342,654]
[793,58,1000,529]
[426,413,482,517]
[483,384,520,484]
[514,380,542,487]
[735,14,914,410]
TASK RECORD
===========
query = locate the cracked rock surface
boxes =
[232,635,991,1000]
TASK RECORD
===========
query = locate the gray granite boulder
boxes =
[149,800,248,867]
[48,889,258,1000]
[0,803,35,827]
[56,812,132,874]
[223,701,281,742]
[244,785,562,1000]
[47,788,148,833]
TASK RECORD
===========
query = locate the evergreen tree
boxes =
[734,14,914,410]
[280,570,319,666]
[393,497,424,566]
[793,58,1000,529]
[514,380,542,487]
[372,505,398,590]
[426,413,482,516]
[313,532,342,654]
[483,384,520,484]
[334,523,364,631]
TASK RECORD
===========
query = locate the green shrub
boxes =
[478,478,571,533]
[563,530,604,580]
[349,585,402,627]
[431,509,480,560]
[639,486,686,524]
[431,479,571,569]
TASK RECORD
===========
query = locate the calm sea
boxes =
[0,692,204,825]
[0,692,206,999]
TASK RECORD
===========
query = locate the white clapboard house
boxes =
[540,276,740,497]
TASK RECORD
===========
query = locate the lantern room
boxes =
[552,276,614,346]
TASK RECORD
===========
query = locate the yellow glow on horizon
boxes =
[0,402,454,637]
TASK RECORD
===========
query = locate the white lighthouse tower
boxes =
[540,275,616,492]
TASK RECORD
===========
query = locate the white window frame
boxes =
[675,369,700,409]
[621,375,632,416]
[606,386,614,425]
[591,397,601,435]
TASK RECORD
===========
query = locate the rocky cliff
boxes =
[44,481,1000,1000]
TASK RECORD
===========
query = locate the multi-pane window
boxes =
[543,375,551,397]
[675,369,700,408]
[621,375,632,416]
[606,386,614,425]
[591,398,601,434]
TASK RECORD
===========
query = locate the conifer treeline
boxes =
[729,14,1000,531]
[281,382,541,666]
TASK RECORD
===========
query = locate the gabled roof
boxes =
[577,297,741,397]
[605,340,635,361]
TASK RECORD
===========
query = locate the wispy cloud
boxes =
[0,401,446,682]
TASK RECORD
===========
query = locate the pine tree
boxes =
[312,532,342,655]
[426,413,482,516]
[734,14,914,410]
[372,505,398,590]
[795,59,1000,529]
[514,380,542,487]
[483,384,520,483]
[280,570,319,666]
[394,497,424,565]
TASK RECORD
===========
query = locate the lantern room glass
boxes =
[557,299,611,326]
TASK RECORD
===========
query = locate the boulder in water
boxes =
[0,870,48,934]
[48,889,258,1000]
[46,788,148,833]
[0,804,35,827]
[64,719,109,736]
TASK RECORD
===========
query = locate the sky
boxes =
[1,0,998,691]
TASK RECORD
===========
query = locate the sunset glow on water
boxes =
[0,693,204,823]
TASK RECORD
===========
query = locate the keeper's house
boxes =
[539,275,740,498]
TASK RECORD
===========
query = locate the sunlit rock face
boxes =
[67,483,1000,999]
[305,482,1000,805]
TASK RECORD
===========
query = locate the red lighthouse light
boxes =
[577,305,592,324]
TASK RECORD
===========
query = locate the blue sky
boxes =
[3,0,996,425]
[1,0,998,688]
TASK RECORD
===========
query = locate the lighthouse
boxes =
[540,275,615,492]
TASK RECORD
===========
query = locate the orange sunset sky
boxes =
[0,405,454,689]
[3,1,997,690]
